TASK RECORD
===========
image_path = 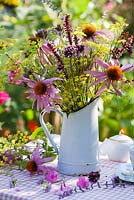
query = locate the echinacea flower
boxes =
[76,176,89,189]
[22,76,61,112]
[82,24,113,41]
[0,91,10,105]
[85,59,134,96]
[26,147,53,174]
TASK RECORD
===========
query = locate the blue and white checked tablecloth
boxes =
[0,158,134,200]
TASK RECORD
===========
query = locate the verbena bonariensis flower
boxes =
[85,59,134,97]
[26,147,53,174]
[22,76,61,112]
[0,91,10,105]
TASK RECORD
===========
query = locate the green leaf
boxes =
[30,127,45,140]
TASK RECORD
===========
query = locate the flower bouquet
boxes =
[5,14,134,115]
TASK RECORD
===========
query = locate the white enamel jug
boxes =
[39,99,100,175]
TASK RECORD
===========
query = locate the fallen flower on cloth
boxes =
[45,169,58,183]
[88,171,100,183]
[55,181,73,199]
[26,147,53,174]
[105,175,125,188]
[76,176,89,189]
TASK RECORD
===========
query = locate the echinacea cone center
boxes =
[106,65,123,81]
[34,81,47,95]
[26,160,38,173]
[82,25,96,38]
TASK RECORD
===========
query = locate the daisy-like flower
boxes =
[82,24,113,41]
[85,59,134,96]
[22,76,61,112]
[26,147,53,175]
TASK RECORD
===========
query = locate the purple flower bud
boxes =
[35,29,47,39]
[64,45,76,57]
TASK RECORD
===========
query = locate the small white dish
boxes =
[115,163,134,182]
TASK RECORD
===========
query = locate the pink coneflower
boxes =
[82,24,112,41]
[0,91,10,105]
[85,59,134,96]
[26,147,53,175]
[22,76,61,112]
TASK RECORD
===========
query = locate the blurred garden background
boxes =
[0,0,134,141]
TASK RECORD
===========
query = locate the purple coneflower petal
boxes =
[22,78,35,87]
[109,59,119,66]
[95,30,113,38]
[25,90,35,96]
[44,78,61,85]
[43,98,51,113]
[42,157,53,163]
[121,64,134,72]
[106,79,111,89]
[53,94,61,99]
[96,83,107,96]
[47,88,59,97]
[38,165,48,172]
[111,82,122,96]
[90,76,106,87]
[96,59,109,69]
[85,70,106,77]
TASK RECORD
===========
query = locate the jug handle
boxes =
[39,107,63,154]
